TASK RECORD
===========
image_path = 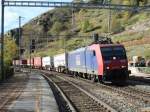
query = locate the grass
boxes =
[112,32,143,42]
[126,44,150,60]
[111,12,150,43]
[29,37,150,62]
[138,67,150,74]
[32,37,93,57]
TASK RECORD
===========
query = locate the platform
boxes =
[1,71,59,112]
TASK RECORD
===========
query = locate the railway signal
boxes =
[20,48,25,54]
[30,39,36,53]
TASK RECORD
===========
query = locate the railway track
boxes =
[36,69,150,111]
[117,85,150,101]
[68,77,150,112]
[67,73,150,104]
[93,82,150,104]
[127,79,150,94]
[1,68,143,112]
[40,70,150,112]
[129,76,150,84]
[42,72,117,112]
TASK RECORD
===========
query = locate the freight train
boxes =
[13,36,130,83]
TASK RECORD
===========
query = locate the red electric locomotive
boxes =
[90,43,130,82]
[68,35,130,83]
[33,57,42,69]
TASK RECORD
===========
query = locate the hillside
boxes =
[13,0,150,59]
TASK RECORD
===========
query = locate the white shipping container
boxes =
[54,53,66,68]
[42,56,51,67]
[132,56,139,63]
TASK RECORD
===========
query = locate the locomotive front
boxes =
[100,44,130,82]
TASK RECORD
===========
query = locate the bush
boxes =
[144,49,150,59]
[87,0,104,3]
[4,66,14,79]
[102,23,108,33]
[113,32,143,42]
[0,66,14,80]
[66,38,83,51]
[0,36,17,81]
[81,20,93,33]
[111,17,125,34]
[51,22,65,34]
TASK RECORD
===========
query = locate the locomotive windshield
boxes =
[101,46,126,61]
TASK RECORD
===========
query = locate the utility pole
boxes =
[18,16,22,72]
[72,7,75,32]
[64,37,66,53]
[29,38,31,73]
[108,0,112,36]
[1,0,5,80]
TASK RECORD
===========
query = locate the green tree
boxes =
[111,16,124,33]
[0,36,18,80]
[73,0,84,3]
[87,0,104,3]
[39,18,49,33]
[3,36,18,66]
[135,0,148,6]
[123,0,132,19]
[81,20,93,32]
[51,22,64,34]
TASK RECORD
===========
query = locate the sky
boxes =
[0,0,72,33]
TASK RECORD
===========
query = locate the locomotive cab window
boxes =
[101,47,113,60]
[101,46,126,61]
[113,47,126,59]
[93,51,96,56]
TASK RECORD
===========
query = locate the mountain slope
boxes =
[10,1,150,59]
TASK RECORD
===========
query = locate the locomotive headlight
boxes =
[121,66,126,68]
[113,57,116,60]
[106,67,110,69]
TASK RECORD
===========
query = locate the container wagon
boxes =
[13,59,27,67]
[33,57,42,69]
[42,56,54,70]
[12,60,18,66]
[20,59,27,67]
[53,53,68,72]
[27,58,34,68]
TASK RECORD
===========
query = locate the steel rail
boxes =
[41,73,76,112]
[41,70,117,112]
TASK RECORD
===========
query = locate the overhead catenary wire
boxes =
[3,1,150,11]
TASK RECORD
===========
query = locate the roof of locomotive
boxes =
[98,43,124,47]
[68,47,86,54]
[68,43,125,54]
